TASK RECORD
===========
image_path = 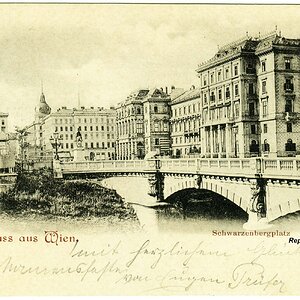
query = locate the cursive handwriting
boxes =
[228,262,285,293]
[126,240,232,269]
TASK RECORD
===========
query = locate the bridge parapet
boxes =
[160,157,260,177]
[262,158,300,180]
[61,160,148,174]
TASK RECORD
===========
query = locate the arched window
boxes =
[250,140,259,153]
[137,107,141,114]
[154,106,158,113]
[285,139,296,151]
[263,139,270,152]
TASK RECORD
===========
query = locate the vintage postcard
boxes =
[0,3,300,296]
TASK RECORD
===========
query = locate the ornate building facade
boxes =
[196,31,300,158]
[116,88,171,160]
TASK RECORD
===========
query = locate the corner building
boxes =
[196,31,300,158]
[116,88,171,159]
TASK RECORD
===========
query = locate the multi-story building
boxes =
[255,33,300,157]
[170,86,201,157]
[196,30,300,158]
[41,105,116,161]
[116,89,147,160]
[25,91,116,162]
[116,88,171,159]
[143,88,171,156]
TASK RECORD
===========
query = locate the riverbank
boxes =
[0,170,140,229]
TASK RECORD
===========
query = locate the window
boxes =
[234,84,239,96]
[262,100,268,117]
[263,139,270,152]
[250,140,259,153]
[251,124,256,134]
[70,127,73,131]
[101,126,104,131]
[285,58,291,70]
[285,139,296,151]
[155,138,160,146]
[84,126,87,131]
[217,71,222,81]
[154,106,158,113]
[225,68,229,79]
[249,102,255,116]
[249,83,254,95]
[90,126,93,131]
[218,89,222,101]
[285,99,293,113]
[203,76,207,86]
[210,73,214,84]
[263,124,268,133]
[96,126,99,131]
[234,102,240,118]
[284,78,294,92]
[102,142,105,148]
[225,87,230,99]
[287,122,293,132]
[210,92,215,101]
[204,94,208,104]
[234,65,238,76]
[262,80,267,94]
[60,126,63,131]
[261,61,266,72]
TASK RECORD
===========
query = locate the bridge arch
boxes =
[165,187,248,221]
[163,175,250,213]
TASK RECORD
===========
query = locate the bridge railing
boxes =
[60,157,300,180]
[262,158,300,179]
[61,160,149,174]
[160,158,258,177]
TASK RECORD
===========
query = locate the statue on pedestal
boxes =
[76,128,83,148]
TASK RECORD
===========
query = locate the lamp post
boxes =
[50,131,63,160]
[233,126,238,158]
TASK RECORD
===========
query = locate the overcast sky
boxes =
[1,4,300,130]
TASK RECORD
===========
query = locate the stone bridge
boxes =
[54,157,300,229]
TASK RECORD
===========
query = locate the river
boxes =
[102,176,300,234]
[0,176,299,235]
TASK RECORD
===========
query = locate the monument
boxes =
[73,128,85,161]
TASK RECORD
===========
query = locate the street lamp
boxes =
[50,131,63,160]
[233,126,238,158]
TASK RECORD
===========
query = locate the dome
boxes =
[38,92,51,115]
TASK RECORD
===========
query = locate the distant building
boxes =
[196,30,300,158]
[116,88,171,160]
[41,106,116,161]
[170,86,201,157]
[0,113,16,172]
[25,92,116,162]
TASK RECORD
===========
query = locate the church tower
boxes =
[35,87,51,123]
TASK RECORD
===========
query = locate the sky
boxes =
[1,4,300,130]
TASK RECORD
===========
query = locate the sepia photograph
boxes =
[0,2,300,296]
